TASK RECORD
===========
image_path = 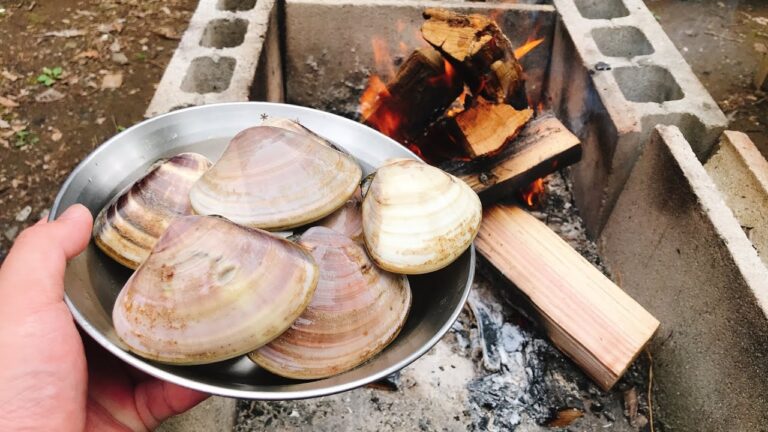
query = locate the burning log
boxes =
[475,204,660,390]
[361,46,463,142]
[421,8,527,108]
[455,114,581,202]
[445,98,533,158]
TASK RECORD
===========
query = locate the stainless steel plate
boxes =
[52,102,474,400]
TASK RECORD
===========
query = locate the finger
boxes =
[0,204,93,309]
[133,379,209,429]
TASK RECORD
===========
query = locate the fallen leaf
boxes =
[51,128,62,142]
[153,26,181,40]
[74,49,100,60]
[97,19,124,34]
[0,96,19,108]
[754,17,768,26]
[109,39,121,53]
[96,117,106,125]
[546,408,584,428]
[0,119,9,129]
[42,29,86,38]
[35,88,65,103]
[1,70,19,81]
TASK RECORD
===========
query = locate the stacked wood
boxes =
[362,46,463,142]
[421,8,527,108]
[474,204,660,390]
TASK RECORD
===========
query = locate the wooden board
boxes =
[475,204,660,390]
[455,114,581,201]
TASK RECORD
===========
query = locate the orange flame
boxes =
[514,37,545,60]
[521,178,545,208]
[372,37,395,80]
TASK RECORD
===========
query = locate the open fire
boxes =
[359,9,549,206]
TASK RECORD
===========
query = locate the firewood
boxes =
[454,114,581,201]
[475,204,660,390]
[446,98,533,158]
[362,46,462,142]
[421,8,527,108]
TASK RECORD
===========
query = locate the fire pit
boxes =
[144,1,768,431]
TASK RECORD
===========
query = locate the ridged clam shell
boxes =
[314,187,363,242]
[249,226,411,379]
[362,159,482,274]
[113,215,319,365]
[189,126,362,230]
[93,153,211,269]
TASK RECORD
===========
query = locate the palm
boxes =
[0,205,206,432]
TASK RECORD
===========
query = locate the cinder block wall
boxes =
[601,125,768,431]
[548,0,727,237]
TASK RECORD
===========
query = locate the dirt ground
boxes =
[0,0,195,260]
[646,0,768,158]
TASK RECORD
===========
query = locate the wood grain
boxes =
[475,204,660,390]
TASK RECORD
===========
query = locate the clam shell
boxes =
[93,152,211,269]
[249,226,411,379]
[362,159,482,274]
[189,126,362,230]
[113,215,319,365]
[314,187,363,242]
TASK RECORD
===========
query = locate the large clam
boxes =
[362,159,482,274]
[315,187,363,242]
[249,226,411,379]
[93,152,211,269]
[189,126,362,230]
[113,215,319,365]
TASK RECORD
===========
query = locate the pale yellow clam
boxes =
[362,159,482,274]
[249,226,411,379]
[189,126,362,230]
[93,152,211,269]
[113,215,319,365]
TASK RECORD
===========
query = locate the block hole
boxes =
[217,0,256,11]
[592,27,654,58]
[574,0,629,19]
[201,18,248,48]
[181,57,236,94]
[613,66,684,103]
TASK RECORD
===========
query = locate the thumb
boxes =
[0,204,93,310]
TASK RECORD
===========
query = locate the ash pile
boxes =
[235,170,661,432]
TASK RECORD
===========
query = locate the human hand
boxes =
[0,204,208,431]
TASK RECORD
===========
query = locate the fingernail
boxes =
[57,204,87,221]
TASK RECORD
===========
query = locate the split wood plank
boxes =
[456,114,581,201]
[421,8,527,108]
[475,204,660,390]
[447,98,533,158]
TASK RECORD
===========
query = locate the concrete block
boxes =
[146,0,283,117]
[600,125,768,431]
[284,0,556,118]
[548,0,728,237]
[157,396,237,432]
[705,131,768,267]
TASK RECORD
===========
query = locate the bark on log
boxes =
[362,46,463,142]
[421,8,527,108]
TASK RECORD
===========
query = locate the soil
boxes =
[0,0,195,260]
[647,0,768,158]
